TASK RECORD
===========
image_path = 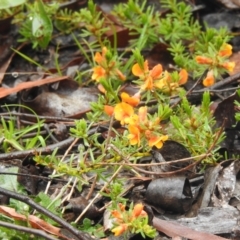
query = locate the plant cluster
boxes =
[0,0,237,238]
[111,203,156,238]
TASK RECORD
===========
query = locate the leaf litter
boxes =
[1,0,240,240]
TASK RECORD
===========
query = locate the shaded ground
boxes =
[1,0,240,240]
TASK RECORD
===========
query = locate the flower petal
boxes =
[148,135,168,149]
[114,102,134,125]
[112,224,128,236]
[220,61,235,72]
[92,66,106,81]
[203,70,215,87]
[138,106,147,123]
[132,60,149,77]
[141,76,153,90]
[94,52,104,64]
[195,56,213,65]
[132,203,144,218]
[104,105,114,116]
[178,69,188,85]
[151,64,163,79]
[121,92,140,107]
[218,43,232,57]
[128,125,141,145]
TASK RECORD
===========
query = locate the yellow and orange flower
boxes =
[138,106,148,124]
[147,133,168,149]
[92,66,106,81]
[132,203,144,218]
[132,60,164,91]
[114,102,134,125]
[195,56,213,65]
[179,69,188,85]
[94,46,107,64]
[111,210,123,220]
[112,224,128,236]
[127,125,141,146]
[104,105,114,116]
[154,71,170,90]
[218,43,232,57]
[203,70,215,87]
[132,60,149,77]
[121,92,140,107]
[219,61,235,72]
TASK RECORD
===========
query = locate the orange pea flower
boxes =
[153,71,170,90]
[121,92,140,107]
[94,47,107,64]
[219,61,235,72]
[111,210,123,220]
[179,69,188,85]
[104,105,114,116]
[218,43,232,57]
[151,64,163,79]
[128,113,140,126]
[92,66,106,81]
[132,60,164,91]
[114,102,134,125]
[118,203,126,211]
[112,224,128,236]
[141,75,154,90]
[195,56,213,65]
[132,203,144,218]
[132,60,149,77]
[138,106,147,122]
[127,125,141,146]
[147,134,168,149]
[203,70,215,87]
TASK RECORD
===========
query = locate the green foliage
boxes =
[0,226,44,240]
[18,0,54,49]
[0,0,234,238]
[235,90,240,122]
[0,167,22,192]
[0,106,46,152]
[34,192,62,225]
[0,0,26,10]
[169,92,224,165]
[78,218,105,238]
[113,0,159,48]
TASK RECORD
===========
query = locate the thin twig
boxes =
[74,164,124,223]
[0,137,75,161]
[96,153,212,167]
[0,220,57,240]
[44,137,79,194]
[0,172,68,182]
[0,187,95,240]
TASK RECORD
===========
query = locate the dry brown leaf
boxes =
[28,215,60,236]
[0,205,27,221]
[0,75,68,98]
[0,205,70,239]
